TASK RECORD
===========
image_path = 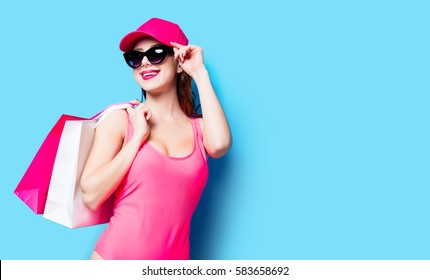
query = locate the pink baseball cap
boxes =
[119,18,188,52]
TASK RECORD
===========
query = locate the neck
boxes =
[145,89,185,121]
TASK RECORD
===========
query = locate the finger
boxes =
[172,47,179,59]
[137,107,151,120]
[179,48,190,63]
[136,102,148,109]
[145,108,152,120]
[180,45,197,62]
[174,48,186,62]
[129,99,141,105]
[171,42,191,60]
[175,53,183,62]
[173,51,180,61]
[140,106,150,114]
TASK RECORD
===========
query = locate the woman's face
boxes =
[132,37,181,95]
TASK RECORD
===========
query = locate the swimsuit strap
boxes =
[192,118,207,161]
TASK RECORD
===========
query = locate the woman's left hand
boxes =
[171,42,206,78]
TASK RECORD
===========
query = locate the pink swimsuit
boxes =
[94,118,208,259]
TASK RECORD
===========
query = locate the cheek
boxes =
[133,70,144,86]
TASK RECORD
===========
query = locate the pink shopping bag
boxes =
[14,102,133,215]
[14,114,86,214]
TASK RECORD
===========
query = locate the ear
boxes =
[176,62,184,74]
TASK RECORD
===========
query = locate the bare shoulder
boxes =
[95,109,128,140]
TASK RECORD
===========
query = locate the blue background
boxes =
[1,0,429,259]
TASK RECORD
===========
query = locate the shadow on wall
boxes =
[190,153,232,260]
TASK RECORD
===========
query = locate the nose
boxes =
[140,55,151,67]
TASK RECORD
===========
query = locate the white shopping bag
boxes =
[43,103,132,228]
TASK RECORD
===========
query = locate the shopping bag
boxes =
[41,102,133,228]
[14,114,87,214]
[14,102,133,216]
[42,120,103,228]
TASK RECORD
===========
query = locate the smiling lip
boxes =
[140,69,160,80]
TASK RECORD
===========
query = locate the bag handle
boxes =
[91,102,134,128]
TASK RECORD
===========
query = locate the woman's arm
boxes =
[193,68,232,158]
[171,42,232,158]
[80,103,150,210]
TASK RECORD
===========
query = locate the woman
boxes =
[80,17,231,260]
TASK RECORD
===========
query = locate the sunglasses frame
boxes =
[123,45,174,68]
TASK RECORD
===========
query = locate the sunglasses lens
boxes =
[123,51,142,68]
[147,47,167,64]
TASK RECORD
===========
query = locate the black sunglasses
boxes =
[123,45,174,68]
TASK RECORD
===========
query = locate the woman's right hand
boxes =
[127,100,151,145]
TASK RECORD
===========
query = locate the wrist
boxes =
[129,132,147,148]
[191,67,209,82]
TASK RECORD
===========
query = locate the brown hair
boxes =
[176,72,202,118]
[141,71,202,118]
